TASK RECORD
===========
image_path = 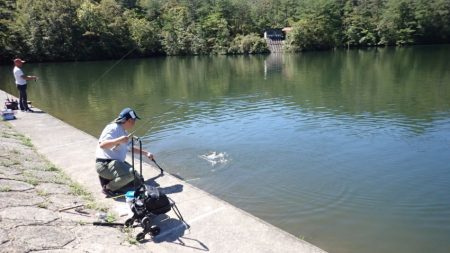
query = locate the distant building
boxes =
[264,29,285,41]
[264,27,292,53]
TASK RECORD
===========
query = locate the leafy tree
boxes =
[412,0,450,43]
[225,0,257,36]
[77,0,132,59]
[160,4,200,55]
[1,0,450,62]
[124,10,161,54]
[343,0,380,47]
[0,0,21,62]
[228,33,269,54]
[250,0,284,30]
[15,0,81,61]
[201,12,230,54]
[285,0,343,51]
[377,0,417,45]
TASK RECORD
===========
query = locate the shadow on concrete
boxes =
[141,215,208,251]
[159,184,183,195]
[144,174,163,187]
[29,110,46,114]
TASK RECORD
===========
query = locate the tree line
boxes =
[1,0,449,64]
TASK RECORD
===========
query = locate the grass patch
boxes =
[46,165,59,172]
[23,177,39,186]
[105,212,117,223]
[1,159,21,166]
[20,136,33,147]
[1,133,12,139]
[1,129,34,148]
[77,221,88,225]
[69,181,108,212]
[10,149,20,155]
[37,202,48,209]
[69,182,91,197]
[50,176,67,184]
[85,202,108,213]
[122,227,138,245]
[36,189,49,196]
[8,131,34,148]
[0,186,11,192]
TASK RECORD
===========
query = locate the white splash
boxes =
[199,151,228,166]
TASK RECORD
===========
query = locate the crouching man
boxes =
[95,108,154,196]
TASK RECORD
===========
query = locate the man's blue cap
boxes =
[117,108,141,121]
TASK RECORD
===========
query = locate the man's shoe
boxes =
[25,108,34,112]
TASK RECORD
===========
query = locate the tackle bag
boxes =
[5,99,19,110]
[144,193,171,215]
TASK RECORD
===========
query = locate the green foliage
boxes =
[376,0,450,46]
[412,0,450,43]
[285,0,343,51]
[228,33,269,54]
[377,0,417,45]
[15,0,81,61]
[343,0,379,47]
[0,0,449,63]
[124,10,160,54]
[77,0,133,59]
[160,4,199,55]
[201,12,230,54]
[0,0,18,60]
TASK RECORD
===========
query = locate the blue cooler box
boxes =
[1,109,15,121]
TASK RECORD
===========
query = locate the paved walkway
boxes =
[0,90,328,253]
[0,120,151,253]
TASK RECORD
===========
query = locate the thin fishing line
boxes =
[132,103,185,138]
[115,103,184,149]
[90,47,137,86]
[145,103,185,135]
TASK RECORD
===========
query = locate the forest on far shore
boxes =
[1,0,449,63]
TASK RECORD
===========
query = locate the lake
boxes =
[1,45,449,253]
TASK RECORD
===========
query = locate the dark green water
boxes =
[1,45,450,253]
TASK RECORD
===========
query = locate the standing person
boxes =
[95,108,155,196]
[13,58,38,112]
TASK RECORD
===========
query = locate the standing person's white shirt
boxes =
[13,66,26,85]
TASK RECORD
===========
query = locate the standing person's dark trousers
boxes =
[16,84,28,111]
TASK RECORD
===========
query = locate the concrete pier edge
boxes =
[1,89,328,253]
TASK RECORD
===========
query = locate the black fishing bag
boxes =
[125,184,188,241]
[5,99,19,110]
[131,185,171,216]
[144,193,171,215]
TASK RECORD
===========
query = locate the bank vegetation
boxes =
[1,0,449,63]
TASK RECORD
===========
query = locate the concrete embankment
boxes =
[1,89,328,253]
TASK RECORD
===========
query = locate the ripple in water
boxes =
[199,151,229,166]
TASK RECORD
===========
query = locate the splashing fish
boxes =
[199,151,228,166]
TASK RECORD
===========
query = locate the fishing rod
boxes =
[128,103,185,174]
[151,158,164,174]
[112,103,183,150]
[90,47,136,87]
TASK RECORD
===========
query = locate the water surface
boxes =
[1,45,450,253]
